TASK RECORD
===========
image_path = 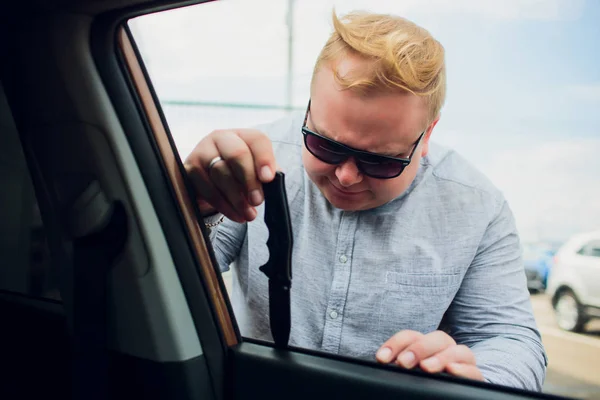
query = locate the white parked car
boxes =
[547,230,600,332]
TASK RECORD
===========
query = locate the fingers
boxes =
[214,131,264,208]
[377,330,455,369]
[184,139,245,223]
[446,363,485,381]
[209,156,257,222]
[376,330,424,365]
[397,331,456,369]
[376,330,483,382]
[184,129,277,223]
[237,129,277,183]
[420,344,475,373]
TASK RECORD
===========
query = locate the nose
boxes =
[335,158,364,187]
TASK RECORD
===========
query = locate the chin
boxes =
[327,197,364,211]
[322,187,372,211]
[308,172,378,210]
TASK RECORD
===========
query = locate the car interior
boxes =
[0,1,569,399]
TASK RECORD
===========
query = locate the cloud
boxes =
[566,83,600,102]
[291,0,585,21]
[416,0,584,20]
[129,0,586,82]
[480,138,600,242]
[129,0,290,80]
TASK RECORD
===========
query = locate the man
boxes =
[185,11,547,390]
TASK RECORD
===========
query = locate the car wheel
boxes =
[554,290,586,332]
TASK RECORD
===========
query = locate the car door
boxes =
[0,79,73,399]
[1,5,219,399]
[577,240,600,307]
[0,1,569,399]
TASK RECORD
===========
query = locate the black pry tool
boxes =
[259,171,293,348]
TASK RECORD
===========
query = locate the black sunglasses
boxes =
[301,100,425,179]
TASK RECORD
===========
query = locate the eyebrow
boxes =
[310,119,332,139]
[311,119,410,158]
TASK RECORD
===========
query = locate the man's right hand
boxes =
[184,129,277,224]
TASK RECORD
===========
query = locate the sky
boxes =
[129,0,600,243]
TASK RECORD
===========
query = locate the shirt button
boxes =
[339,255,348,263]
[330,310,339,319]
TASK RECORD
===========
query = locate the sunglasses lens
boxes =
[305,132,347,164]
[303,129,408,179]
[358,157,406,179]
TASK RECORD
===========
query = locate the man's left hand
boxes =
[376,330,484,381]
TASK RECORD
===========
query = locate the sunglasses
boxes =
[302,101,425,179]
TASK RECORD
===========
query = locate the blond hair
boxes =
[312,11,446,123]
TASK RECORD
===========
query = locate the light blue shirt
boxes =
[207,113,547,391]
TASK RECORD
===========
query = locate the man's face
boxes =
[302,56,439,211]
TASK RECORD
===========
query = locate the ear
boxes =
[420,116,440,158]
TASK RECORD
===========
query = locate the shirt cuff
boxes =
[204,212,224,229]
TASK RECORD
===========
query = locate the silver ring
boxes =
[207,156,224,172]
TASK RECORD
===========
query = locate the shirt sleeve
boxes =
[205,213,247,273]
[443,199,548,391]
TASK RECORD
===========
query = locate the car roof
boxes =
[3,0,162,20]
[562,230,600,251]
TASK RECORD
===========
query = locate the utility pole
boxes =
[285,0,295,110]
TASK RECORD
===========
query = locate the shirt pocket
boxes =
[376,271,462,339]
[385,271,463,294]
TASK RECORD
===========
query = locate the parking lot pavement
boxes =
[530,293,600,400]
[222,273,600,398]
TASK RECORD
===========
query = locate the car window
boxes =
[0,85,60,301]
[128,1,600,398]
[590,243,600,258]
[580,241,600,258]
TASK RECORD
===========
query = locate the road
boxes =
[222,273,599,399]
[531,293,600,400]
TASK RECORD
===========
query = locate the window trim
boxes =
[92,5,236,397]
[117,26,238,347]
